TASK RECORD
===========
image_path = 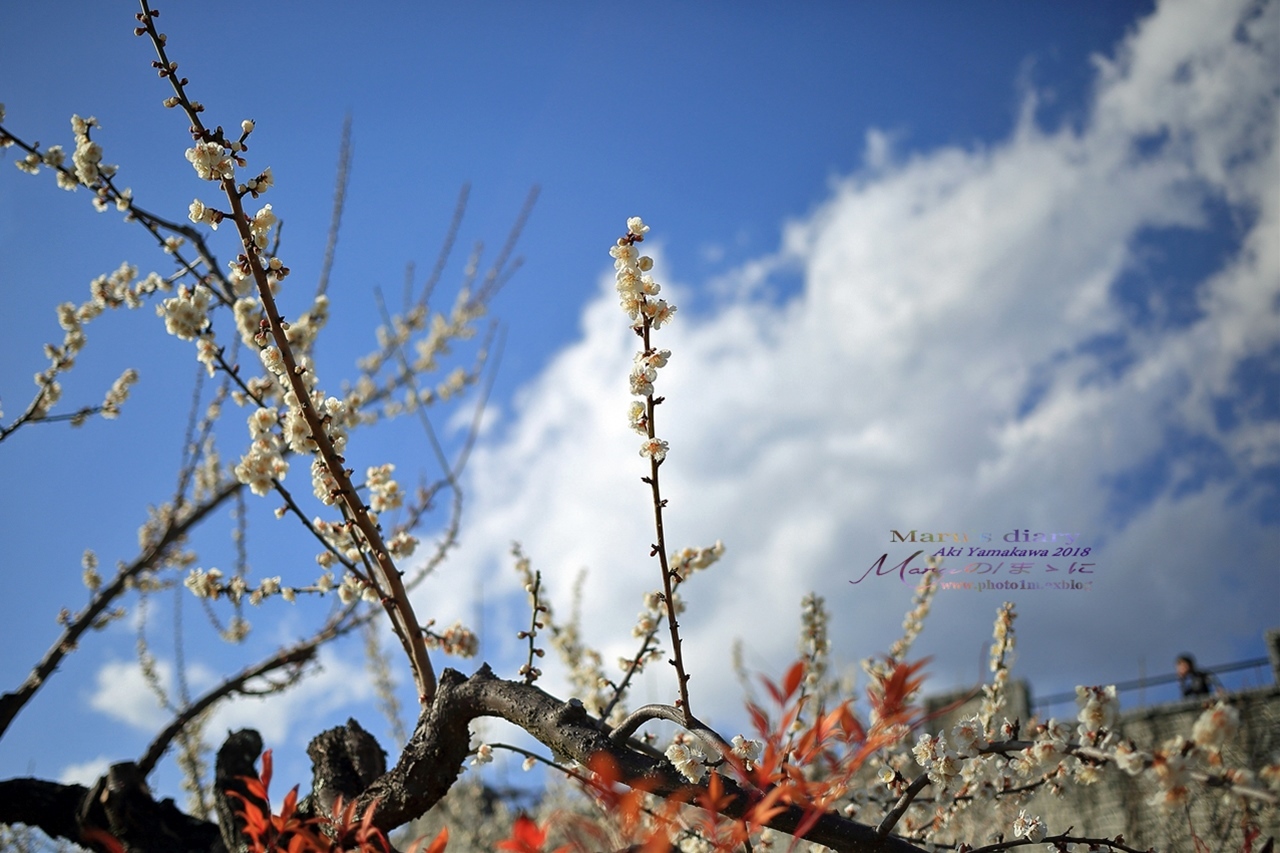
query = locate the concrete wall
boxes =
[924,685,1280,850]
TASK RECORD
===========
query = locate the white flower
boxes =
[950,717,987,758]
[628,400,648,435]
[388,531,418,558]
[259,346,285,376]
[731,735,762,768]
[250,204,276,249]
[337,573,362,605]
[629,367,654,398]
[639,437,669,463]
[644,298,676,329]
[183,567,224,599]
[185,141,233,181]
[234,438,288,496]
[626,216,650,237]
[72,137,102,185]
[1191,702,1239,753]
[1011,809,1046,843]
[1112,740,1146,776]
[665,742,706,783]
[195,336,220,377]
[101,368,138,418]
[912,733,940,768]
[469,743,493,767]
[610,240,639,270]
[158,286,211,340]
[1075,685,1119,738]
[41,145,66,168]
[15,152,41,174]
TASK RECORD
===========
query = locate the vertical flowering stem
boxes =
[612,217,692,721]
[136,1,435,705]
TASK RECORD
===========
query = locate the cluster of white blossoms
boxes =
[612,217,677,464]
[799,592,832,691]
[181,567,299,606]
[731,734,764,770]
[22,263,165,424]
[978,601,1016,728]
[187,197,221,230]
[469,742,493,767]
[70,115,116,191]
[1074,684,1120,744]
[100,369,139,419]
[1191,700,1240,753]
[184,139,234,182]
[627,587,685,655]
[664,732,764,785]
[1011,808,1047,843]
[665,741,707,783]
[423,620,479,658]
[233,435,288,497]
[158,285,211,341]
[668,541,725,583]
[888,566,938,663]
[911,731,963,792]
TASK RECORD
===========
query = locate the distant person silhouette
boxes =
[1175,653,1221,698]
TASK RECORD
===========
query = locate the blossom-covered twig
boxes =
[612,217,694,720]
[135,1,436,704]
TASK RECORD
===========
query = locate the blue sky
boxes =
[1,0,1277,802]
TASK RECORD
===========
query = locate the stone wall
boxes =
[920,684,1280,850]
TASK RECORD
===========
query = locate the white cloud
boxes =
[414,0,1279,724]
[89,650,376,751]
[89,659,175,732]
[59,756,112,787]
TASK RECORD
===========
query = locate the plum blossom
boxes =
[183,567,224,599]
[185,140,233,181]
[665,742,706,783]
[950,716,987,758]
[1011,809,1046,843]
[627,400,648,435]
[731,735,762,769]
[99,368,138,419]
[249,204,276,250]
[470,743,493,767]
[158,286,211,340]
[1075,685,1119,740]
[366,463,404,512]
[71,116,104,185]
[188,198,220,229]
[639,437,669,463]
[195,336,220,377]
[1191,701,1239,753]
[234,438,288,496]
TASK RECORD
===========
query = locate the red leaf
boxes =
[259,748,273,792]
[759,674,784,706]
[746,702,771,739]
[80,828,125,853]
[497,815,548,853]
[411,827,449,853]
[781,660,806,702]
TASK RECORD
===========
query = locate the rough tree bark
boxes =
[0,666,926,853]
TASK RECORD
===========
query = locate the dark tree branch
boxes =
[0,666,926,853]
[0,479,242,741]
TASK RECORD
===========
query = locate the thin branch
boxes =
[0,479,242,740]
[875,773,928,839]
[316,114,352,299]
[137,640,318,777]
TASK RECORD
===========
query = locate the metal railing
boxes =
[1032,656,1275,715]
